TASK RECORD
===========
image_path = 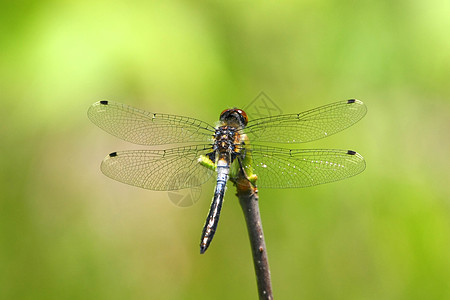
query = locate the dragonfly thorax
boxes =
[213,126,242,157]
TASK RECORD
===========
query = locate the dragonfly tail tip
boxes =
[200,246,207,254]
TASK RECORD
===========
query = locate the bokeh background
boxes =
[1,1,449,299]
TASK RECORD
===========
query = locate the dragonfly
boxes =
[88,99,367,253]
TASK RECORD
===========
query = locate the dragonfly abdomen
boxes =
[200,160,229,254]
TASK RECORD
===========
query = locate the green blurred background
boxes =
[1,1,449,299]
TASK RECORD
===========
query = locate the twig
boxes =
[234,178,273,300]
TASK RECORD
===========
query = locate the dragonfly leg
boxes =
[229,156,258,195]
[236,156,257,187]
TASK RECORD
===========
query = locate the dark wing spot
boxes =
[347,150,356,155]
[109,152,118,157]
[347,99,356,104]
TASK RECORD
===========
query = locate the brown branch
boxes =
[234,177,273,300]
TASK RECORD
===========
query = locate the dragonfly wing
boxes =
[88,101,215,145]
[100,145,215,191]
[244,99,367,143]
[244,145,365,188]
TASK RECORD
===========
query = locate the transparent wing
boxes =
[244,99,367,143]
[243,145,365,188]
[88,101,215,145]
[100,145,215,191]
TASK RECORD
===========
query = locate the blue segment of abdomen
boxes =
[199,161,230,254]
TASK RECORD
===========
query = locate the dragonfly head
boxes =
[219,108,248,128]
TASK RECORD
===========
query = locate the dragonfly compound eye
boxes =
[235,109,248,126]
[220,108,248,127]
